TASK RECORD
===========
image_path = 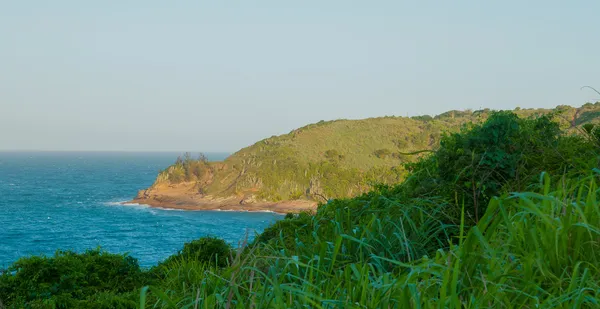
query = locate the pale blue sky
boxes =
[1,1,599,152]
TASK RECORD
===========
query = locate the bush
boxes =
[158,236,231,268]
[156,153,212,185]
[411,115,433,121]
[253,212,313,250]
[323,149,344,162]
[404,111,598,223]
[0,249,146,308]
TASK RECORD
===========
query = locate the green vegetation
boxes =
[156,236,231,269]
[323,149,344,162]
[0,249,146,308]
[3,105,600,308]
[151,103,600,203]
[0,239,234,308]
[154,153,212,190]
[403,111,598,224]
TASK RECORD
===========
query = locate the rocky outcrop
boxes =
[126,182,317,213]
[239,195,257,205]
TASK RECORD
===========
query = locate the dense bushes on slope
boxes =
[403,111,599,224]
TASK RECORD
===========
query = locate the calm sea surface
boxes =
[0,152,282,268]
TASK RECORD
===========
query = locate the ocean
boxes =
[0,152,282,268]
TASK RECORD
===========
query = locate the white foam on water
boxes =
[153,207,184,212]
[103,201,151,209]
[254,210,278,214]
[104,201,129,206]
[103,201,282,214]
[122,202,151,209]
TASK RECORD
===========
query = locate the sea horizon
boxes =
[0,150,232,155]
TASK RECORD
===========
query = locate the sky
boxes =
[1,1,599,152]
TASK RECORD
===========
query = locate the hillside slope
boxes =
[130,103,600,211]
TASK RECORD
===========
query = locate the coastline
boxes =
[124,196,318,215]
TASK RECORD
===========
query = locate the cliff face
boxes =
[131,103,600,211]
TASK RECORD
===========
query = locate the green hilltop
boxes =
[153,102,600,202]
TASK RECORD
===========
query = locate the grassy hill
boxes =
[150,102,600,203]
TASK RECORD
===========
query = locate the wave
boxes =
[214,209,280,214]
[103,201,150,209]
[103,201,281,214]
[103,201,188,212]
[152,207,184,212]
[103,201,128,206]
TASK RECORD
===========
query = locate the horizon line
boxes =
[0,150,233,153]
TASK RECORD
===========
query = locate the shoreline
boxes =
[123,196,318,215]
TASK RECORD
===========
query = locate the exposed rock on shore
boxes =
[127,182,317,214]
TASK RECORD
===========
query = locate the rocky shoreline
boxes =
[124,197,317,214]
[124,183,318,214]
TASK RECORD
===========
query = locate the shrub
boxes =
[156,153,212,185]
[158,236,231,268]
[411,115,433,121]
[253,212,313,250]
[0,249,146,308]
[404,111,598,223]
[323,149,344,162]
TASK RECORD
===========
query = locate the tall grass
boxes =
[140,174,600,308]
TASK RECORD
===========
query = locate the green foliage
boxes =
[155,153,211,185]
[0,249,146,308]
[582,122,600,146]
[137,176,600,308]
[158,236,231,268]
[410,114,433,121]
[323,149,344,162]
[252,212,313,250]
[404,111,598,223]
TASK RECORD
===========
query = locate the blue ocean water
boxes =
[0,152,282,268]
